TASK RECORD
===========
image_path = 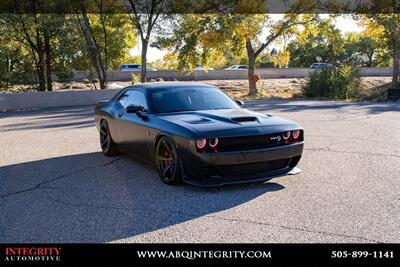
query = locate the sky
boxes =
[130,15,363,62]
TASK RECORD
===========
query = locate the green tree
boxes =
[127,0,165,82]
[343,24,390,67]
[287,15,344,67]
[358,14,400,88]
[157,1,317,95]
[221,1,318,95]
[1,7,65,91]
[68,0,136,89]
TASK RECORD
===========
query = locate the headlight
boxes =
[196,139,207,149]
[292,130,300,139]
[209,138,219,148]
[283,131,291,140]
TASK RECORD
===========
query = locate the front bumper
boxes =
[181,142,304,186]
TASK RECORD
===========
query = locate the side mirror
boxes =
[125,105,138,113]
[236,100,244,107]
[125,105,148,120]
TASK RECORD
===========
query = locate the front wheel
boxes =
[99,120,120,156]
[155,136,182,185]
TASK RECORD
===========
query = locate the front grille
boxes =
[210,158,291,179]
[217,131,303,152]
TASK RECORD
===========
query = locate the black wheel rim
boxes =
[100,123,109,151]
[157,140,175,181]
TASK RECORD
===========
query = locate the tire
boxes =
[99,120,119,156]
[155,136,182,185]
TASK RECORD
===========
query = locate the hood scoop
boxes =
[231,117,259,123]
[183,118,213,124]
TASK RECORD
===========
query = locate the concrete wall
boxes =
[70,67,393,82]
[0,67,394,111]
[0,89,120,111]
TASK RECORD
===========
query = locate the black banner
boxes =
[0,244,399,266]
[0,0,399,14]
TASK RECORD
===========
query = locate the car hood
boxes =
[158,109,300,137]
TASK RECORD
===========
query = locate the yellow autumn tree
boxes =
[272,50,291,68]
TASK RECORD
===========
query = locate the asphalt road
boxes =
[0,100,399,243]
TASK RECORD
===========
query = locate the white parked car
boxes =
[119,64,157,72]
[193,65,214,71]
[225,65,248,70]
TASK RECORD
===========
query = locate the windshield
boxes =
[151,87,240,113]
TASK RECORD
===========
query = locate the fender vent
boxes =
[231,117,258,123]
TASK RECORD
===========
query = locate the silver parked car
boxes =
[309,63,336,70]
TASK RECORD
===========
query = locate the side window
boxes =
[128,65,139,69]
[118,90,148,112]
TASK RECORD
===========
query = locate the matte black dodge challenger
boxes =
[95,82,304,186]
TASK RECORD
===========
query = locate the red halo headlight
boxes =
[209,138,219,148]
[196,139,207,149]
[292,130,300,139]
[283,131,291,140]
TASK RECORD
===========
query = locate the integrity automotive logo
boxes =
[3,247,62,263]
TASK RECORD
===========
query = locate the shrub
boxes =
[57,70,74,84]
[131,73,141,84]
[303,65,362,100]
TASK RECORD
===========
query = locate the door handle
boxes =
[118,112,123,117]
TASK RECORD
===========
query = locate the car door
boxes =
[116,90,150,160]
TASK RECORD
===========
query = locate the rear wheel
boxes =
[155,136,182,185]
[99,120,119,156]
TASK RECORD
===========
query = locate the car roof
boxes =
[124,82,216,92]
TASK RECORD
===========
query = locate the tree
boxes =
[74,1,137,89]
[151,52,178,70]
[224,1,318,95]
[340,16,391,68]
[0,20,35,90]
[155,14,234,72]
[157,1,318,95]
[287,16,344,67]
[76,3,108,89]
[272,49,290,68]
[1,1,64,91]
[363,15,400,88]
[359,1,400,88]
[127,0,165,82]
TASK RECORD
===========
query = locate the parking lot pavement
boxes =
[0,100,399,243]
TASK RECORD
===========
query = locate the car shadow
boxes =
[0,106,95,132]
[0,152,285,243]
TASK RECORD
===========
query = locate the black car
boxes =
[95,82,304,186]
